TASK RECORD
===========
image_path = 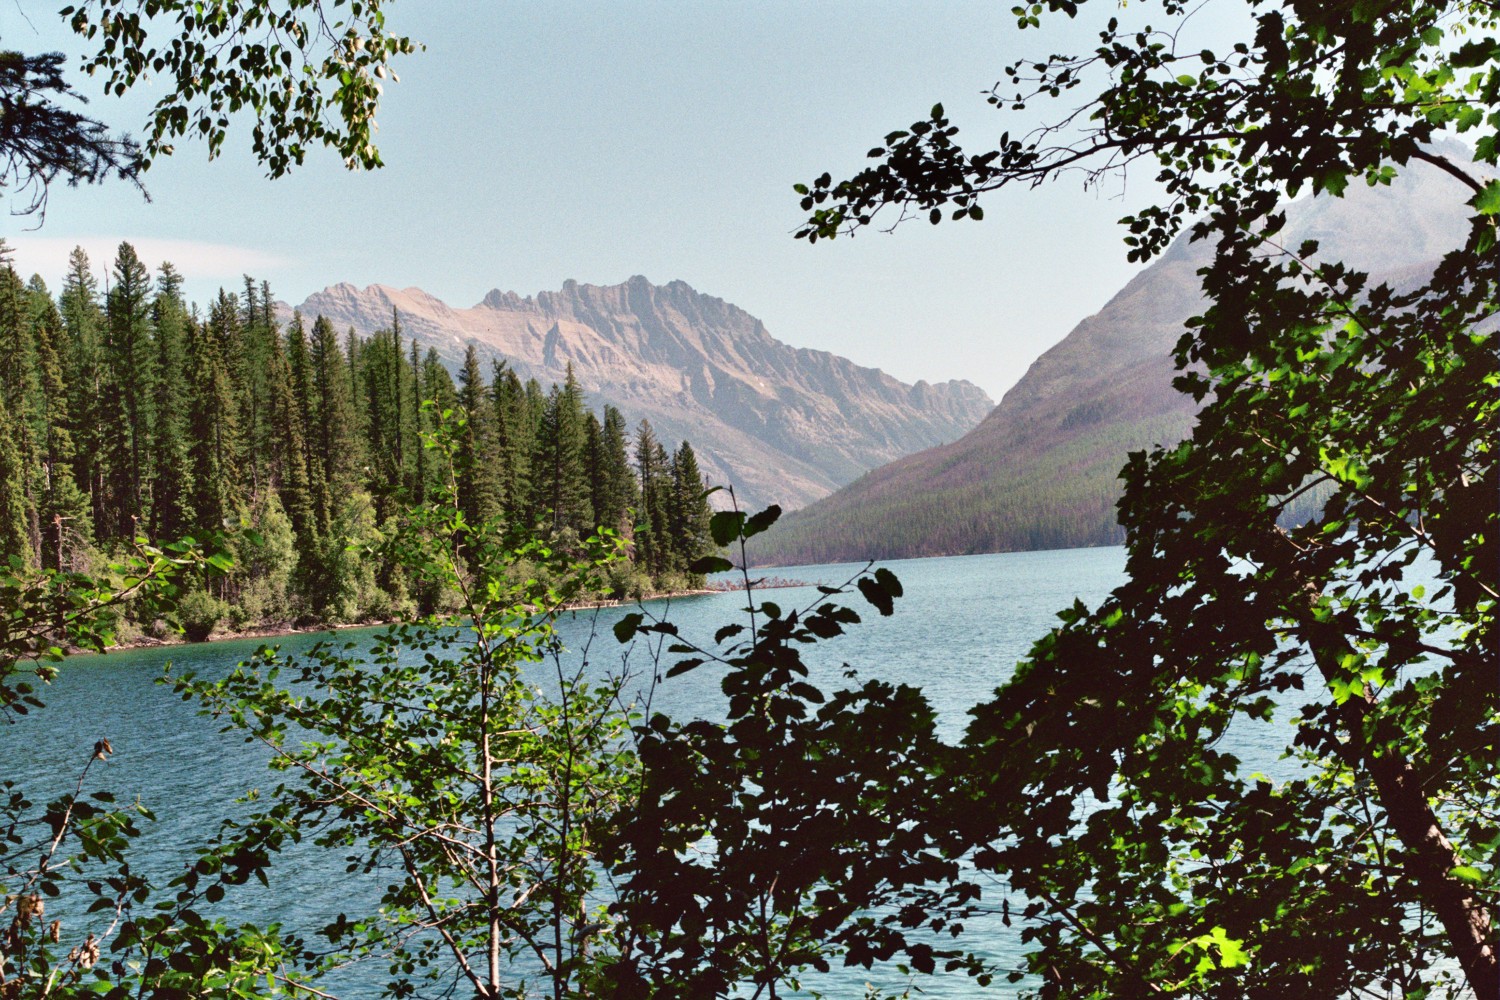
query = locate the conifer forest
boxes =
[0,240,717,642]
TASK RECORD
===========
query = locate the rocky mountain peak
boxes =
[283,275,992,510]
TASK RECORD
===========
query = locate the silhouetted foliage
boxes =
[795,0,1499,995]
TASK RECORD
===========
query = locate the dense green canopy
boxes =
[791,0,1498,995]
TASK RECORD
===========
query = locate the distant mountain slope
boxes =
[750,151,1480,565]
[281,276,992,510]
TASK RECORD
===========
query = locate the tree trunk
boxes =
[1307,622,1497,998]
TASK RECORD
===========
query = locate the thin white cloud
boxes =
[6,236,291,286]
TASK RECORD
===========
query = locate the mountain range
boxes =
[280,276,992,510]
[748,148,1482,565]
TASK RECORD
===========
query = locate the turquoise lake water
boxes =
[5,545,1322,997]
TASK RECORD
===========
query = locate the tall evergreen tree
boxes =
[257,279,276,332]
[584,411,604,531]
[149,263,195,541]
[594,404,637,535]
[490,361,533,528]
[408,335,427,505]
[418,349,457,413]
[27,278,91,569]
[533,363,592,536]
[648,438,673,573]
[285,313,328,535]
[668,440,713,576]
[231,278,276,500]
[454,344,501,526]
[634,419,670,579]
[419,347,456,501]
[266,324,316,561]
[309,315,362,517]
[344,326,368,448]
[59,246,107,538]
[0,394,31,567]
[188,297,244,544]
[102,242,157,540]
[0,259,40,563]
[359,318,410,521]
[0,258,37,426]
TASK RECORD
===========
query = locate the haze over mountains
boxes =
[281,276,992,510]
[749,150,1482,566]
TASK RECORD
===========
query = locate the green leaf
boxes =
[1473,180,1500,215]
[1476,225,1496,256]
[689,555,735,574]
[1451,865,1485,884]
[743,504,782,539]
[710,511,746,546]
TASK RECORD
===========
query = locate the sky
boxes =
[1,1,1214,400]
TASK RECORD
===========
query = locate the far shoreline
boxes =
[87,588,723,656]
[77,576,815,658]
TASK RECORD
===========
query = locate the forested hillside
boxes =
[751,150,1482,565]
[0,242,716,641]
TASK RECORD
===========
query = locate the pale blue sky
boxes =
[3,1,1216,399]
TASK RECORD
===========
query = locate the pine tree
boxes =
[266,323,316,563]
[391,314,412,503]
[669,440,713,579]
[520,377,548,524]
[188,297,244,545]
[0,257,40,563]
[27,277,92,569]
[533,363,592,537]
[309,315,362,512]
[491,361,533,528]
[634,419,670,579]
[257,279,276,332]
[420,347,456,501]
[149,263,195,541]
[0,394,31,567]
[595,404,637,535]
[59,246,107,539]
[408,335,427,505]
[649,438,673,574]
[102,242,157,541]
[344,326,368,450]
[231,278,275,501]
[585,411,604,529]
[454,344,501,526]
[286,313,327,535]
[359,318,410,521]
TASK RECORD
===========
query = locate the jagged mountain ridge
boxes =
[749,149,1483,565]
[280,276,993,510]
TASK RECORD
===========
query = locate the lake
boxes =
[4,545,1306,997]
